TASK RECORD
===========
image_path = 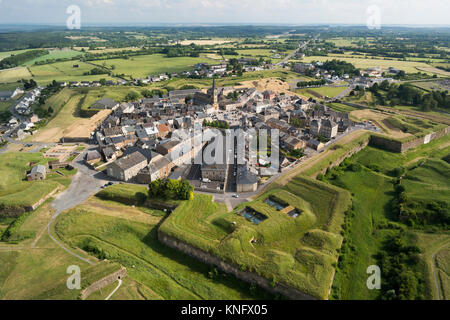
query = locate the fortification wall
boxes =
[369,126,449,153]
[158,231,317,300]
[81,267,127,300]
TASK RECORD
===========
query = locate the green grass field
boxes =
[224,48,285,63]
[28,60,115,85]
[95,54,217,79]
[23,49,83,66]
[0,152,73,213]
[0,49,31,61]
[309,86,348,98]
[328,167,395,299]
[160,176,351,299]
[302,55,437,74]
[327,136,450,299]
[54,194,273,300]
[0,67,32,83]
[0,199,122,300]
[327,102,358,113]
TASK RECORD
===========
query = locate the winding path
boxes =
[431,242,449,300]
[105,279,122,300]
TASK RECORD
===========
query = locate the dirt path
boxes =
[105,279,122,300]
[431,242,450,300]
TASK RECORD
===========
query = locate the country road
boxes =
[276,34,319,66]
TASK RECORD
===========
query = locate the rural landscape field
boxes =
[0,0,449,312]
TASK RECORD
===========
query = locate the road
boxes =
[276,34,319,66]
[105,279,122,300]
[45,145,109,265]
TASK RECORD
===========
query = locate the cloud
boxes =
[0,0,448,25]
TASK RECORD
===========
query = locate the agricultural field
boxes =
[73,47,141,54]
[308,86,349,99]
[28,60,115,85]
[160,176,351,300]
[23,49,83,66]
[0,67,32,83]
[54,187,273,300]
[224,48,286,63]
[326,102,359,113]
[94,54,217,79]
[302,55,441,75]
[179,38,238,46]
[0,49,31,61]
[30,92,111,143]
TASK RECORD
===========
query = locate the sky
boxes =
[0,0,449,26]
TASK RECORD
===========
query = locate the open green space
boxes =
[23,49,83,66]
[0,67,32,83]
[28,60,115,85]
[0,152,74,213]
[54,194,273,300]
[160,176,351,299]
[302,55,438,74]
[95,54,217,79]
[324,135,450,300]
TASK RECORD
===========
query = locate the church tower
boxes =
[210,77,219,110]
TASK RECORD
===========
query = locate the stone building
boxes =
[27,165,47,181]
[107,151,148,181]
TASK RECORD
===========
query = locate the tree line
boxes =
[0,49,49,69]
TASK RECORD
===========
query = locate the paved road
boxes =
[46,146,109,265]
[276,34,319,66]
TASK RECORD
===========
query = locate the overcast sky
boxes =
[0,0,449,26]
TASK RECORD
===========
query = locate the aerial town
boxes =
[0,1,449,306]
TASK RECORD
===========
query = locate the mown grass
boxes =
[308,86,348,98]
[160,177,351,299]
[414,232,450,300]
[302,55,437,74]
[55,197,273,300]
[95,54,217,79]
[384,115,445,137]
[327,102,358,113]
[23,49,83,66]
[29,60,116,85]
[327,167,396,300]
[0,67,32,83]
[0,152,61,211]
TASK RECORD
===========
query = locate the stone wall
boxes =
[370,126,450,153]
[1,187,60,217]
[158,231,317,300]
[81,267,127,300]
[314,138,370,177]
